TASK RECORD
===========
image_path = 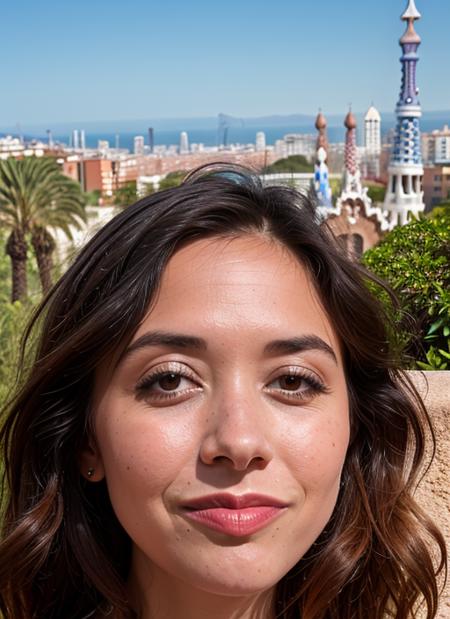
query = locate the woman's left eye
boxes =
[265,370,327,402]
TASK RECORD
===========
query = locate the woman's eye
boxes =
[156,372,183,391]
[266,371,327,402]
[135,367,201,403]
[276,375,308,391]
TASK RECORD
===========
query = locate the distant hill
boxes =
[2,110,449,137]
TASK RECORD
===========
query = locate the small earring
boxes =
[87,468,95,478]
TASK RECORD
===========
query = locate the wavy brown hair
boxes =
[0,164,446,619]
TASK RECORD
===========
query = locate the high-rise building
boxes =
[422,125,450,164]
[80,130,86,151]
[98,140,110,153]
[148,127,154,154]
[72,129,79,150]
[255,131,266,152]
[383,0,425,228]
[134,136,145,156]
[364,106,381,154]
[180,131,189,154]
[363,106,381,178]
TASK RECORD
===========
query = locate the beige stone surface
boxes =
[409,371,450,619]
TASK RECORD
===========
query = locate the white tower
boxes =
[180,131,189,154]
[383,0,425,228]
[134,136,145,156]
[364,106,381,154]
[72,129,79,150]
[364,106,381,178]
[255,131,266,152]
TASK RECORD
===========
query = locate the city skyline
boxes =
[1,0,449,129]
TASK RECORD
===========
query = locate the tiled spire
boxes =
[383,0,425,228]
[344,110,358,179]
[313,111,332,208]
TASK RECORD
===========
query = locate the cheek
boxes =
[282,403,350,495]
[95,402,198,500]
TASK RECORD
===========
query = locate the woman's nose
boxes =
[199,386,274,471]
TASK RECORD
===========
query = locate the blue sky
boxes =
[1,0,449,128]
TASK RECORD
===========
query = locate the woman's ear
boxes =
[79,440,105,482]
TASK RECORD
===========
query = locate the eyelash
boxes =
[265,368,328,402]
[134,363,328,405]
[135,363,200,402]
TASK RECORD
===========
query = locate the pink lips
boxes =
[181,493,288,537]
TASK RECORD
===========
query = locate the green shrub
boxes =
[263,155,313,174]
[0,300,36,406]
[365,183,386,204]
[362,213,450,369]
[0,235,40,408]
[159,171,187,191]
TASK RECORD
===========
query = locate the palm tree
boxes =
[0,156,87,301]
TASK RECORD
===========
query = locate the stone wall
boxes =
[409,371,450,618]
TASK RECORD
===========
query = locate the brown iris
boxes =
[278,375,305,391]
[158,373,182,391]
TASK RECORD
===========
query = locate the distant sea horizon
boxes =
[2,111,449,152]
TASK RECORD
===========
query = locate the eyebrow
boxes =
[122,331,207,362]
[120,330,337,365]
[264,336,337,365]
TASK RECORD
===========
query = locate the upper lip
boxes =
[182,493,289,510]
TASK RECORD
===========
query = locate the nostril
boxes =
[211,454,268,471]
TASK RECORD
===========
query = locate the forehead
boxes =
[133,234,341,359]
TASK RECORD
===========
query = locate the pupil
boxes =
[159,373,181,391]
[281,376,302,390]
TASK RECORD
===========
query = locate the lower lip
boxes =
[183,506,286,537]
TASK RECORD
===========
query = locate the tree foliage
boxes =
[365,183,386,204]
[113,181,138,208]
[263,155,313,174]
[85,189,102,206]
[159,171,187,191]
[363,213,450,369]
[0,235,39,407]
[0,156,86,299]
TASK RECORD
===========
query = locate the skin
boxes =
[82,234,350,619]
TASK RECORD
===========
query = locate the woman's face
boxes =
[87,234,350,599]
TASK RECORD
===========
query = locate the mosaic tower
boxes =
[383,0,425,228]
[336,111,386,227]
[313,112,333,208]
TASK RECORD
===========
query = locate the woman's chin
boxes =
[174,562,283,599]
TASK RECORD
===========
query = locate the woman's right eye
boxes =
[134,366,202,404]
